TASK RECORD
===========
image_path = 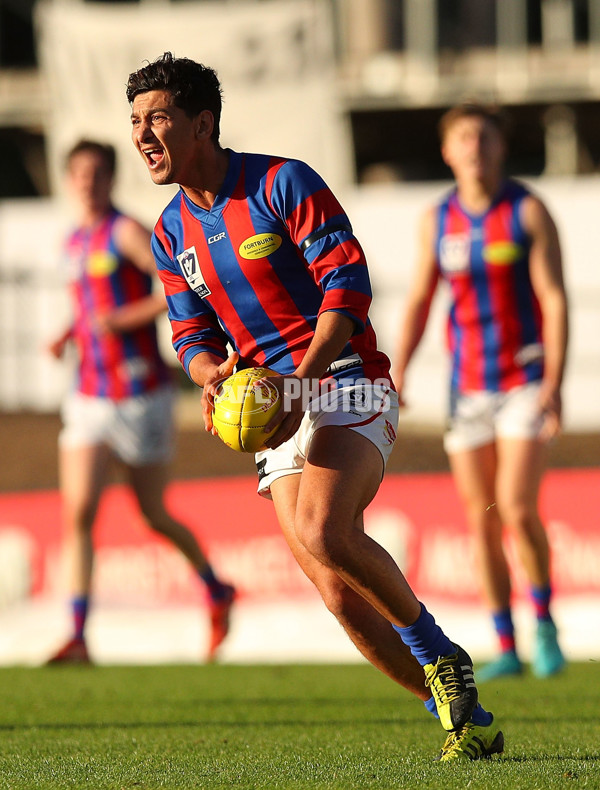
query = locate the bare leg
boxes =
[495,437,549,588]
[494,436,563,677]
[272,425,481,731]
[448,443,511,612]
[271,472,429,700]
[47,441,110,661]
[128,461,234,661]
[59,442,111,596]
[127,462,211,572]
[292,426,422,627]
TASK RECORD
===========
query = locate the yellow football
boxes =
[212,367,281,453]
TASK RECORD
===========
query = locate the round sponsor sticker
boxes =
[239,233,282,260]
[483,241,523,265]
[88,251,118,277]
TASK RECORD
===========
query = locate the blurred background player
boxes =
[46,139,235,664]
[393,103,569,681]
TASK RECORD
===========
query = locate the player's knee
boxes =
[500,502,540,538]
[64,501,96,534]
[322,587,352,622]
[145,517,172,537]
[297,529,328,563]
[295,516,345,567]
[319,579,356,620]
[137,500,170,530]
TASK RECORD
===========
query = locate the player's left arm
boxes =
[266,162,372,447]
[99,215,167,333]
[273,160,372,333]
[521,194,569,440]
[46,324,75,359]
[264,310,355,449]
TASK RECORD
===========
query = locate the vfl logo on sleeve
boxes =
[440,233,470,274]
[177,246,211,298]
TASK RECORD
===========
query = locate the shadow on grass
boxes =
[501,754,600,763]
[0,716,415,732]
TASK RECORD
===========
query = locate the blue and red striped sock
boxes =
[72,595,89,641]
[530,584,553,622]
[198,566,228,601]
[492,608,516,653]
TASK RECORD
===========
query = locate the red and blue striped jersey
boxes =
[434,179,544,393]
[65,208,171,399]
[152,151,391,385]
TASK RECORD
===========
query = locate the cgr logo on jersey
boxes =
[239,233,282,260]
[177,246,211,298]
[440,233,470,274]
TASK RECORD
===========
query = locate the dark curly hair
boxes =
[126,52,223,142]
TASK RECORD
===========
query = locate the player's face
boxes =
[130,90,200,186]
[441,116,505,185]
[67,151,113,215]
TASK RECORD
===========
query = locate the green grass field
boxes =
[0,662,598,789]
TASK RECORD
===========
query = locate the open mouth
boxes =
[142,147,164,169]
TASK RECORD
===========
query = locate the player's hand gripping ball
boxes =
[212,367,281,453]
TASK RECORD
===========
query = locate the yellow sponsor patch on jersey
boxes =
[483,241,523,265]
[88,251,119,277]
[239,233,282,260]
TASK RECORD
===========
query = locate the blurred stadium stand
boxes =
[2,0,600,189]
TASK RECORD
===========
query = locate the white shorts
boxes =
[444,381,544,454]
[59,386,175,466]
[255,384,399,498]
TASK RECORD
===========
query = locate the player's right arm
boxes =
[392,206,440,406]
[187,351,239,432]
[47,324,74,359]
[152,231,230,371]
[152,230,233,430]
[521,194,568,441]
